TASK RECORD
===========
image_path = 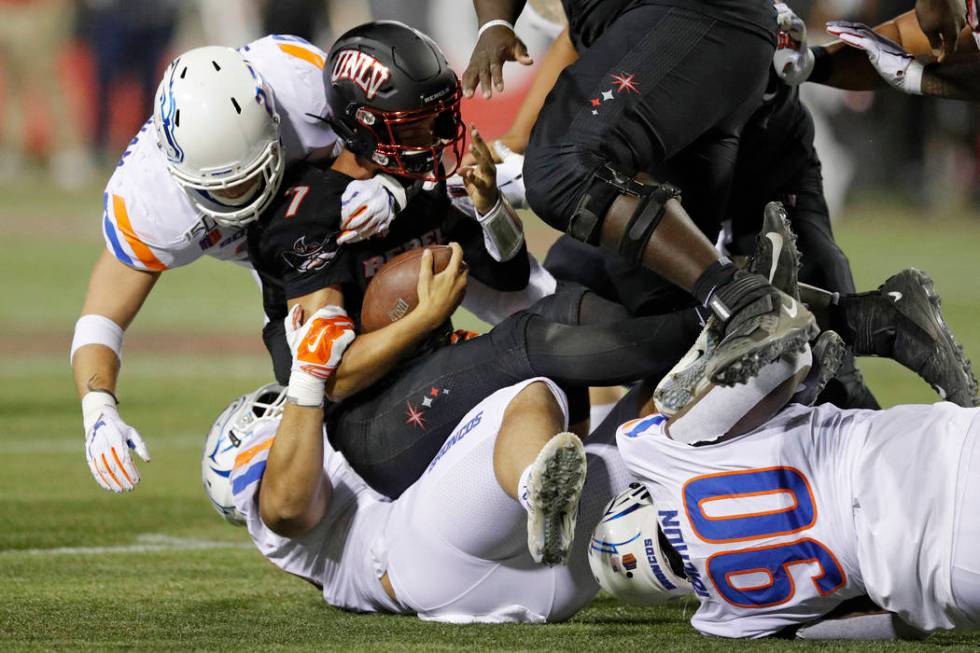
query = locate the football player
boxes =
[72,36,400,494]
[246,20,713,497]
[202,376,635,621]
[466,0,823,392]
[591,209,980,639]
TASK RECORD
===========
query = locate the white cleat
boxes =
[524,432,587,566]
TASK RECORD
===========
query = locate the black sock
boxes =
[691,258,737,307]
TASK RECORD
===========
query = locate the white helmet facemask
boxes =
[154,46,285,228]
[588,483,694,605]
[202,384,286,525]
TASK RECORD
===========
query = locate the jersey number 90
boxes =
[683,467,846,608]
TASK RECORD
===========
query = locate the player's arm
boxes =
[72,250,156,492]
[812,10,976,91]
[463,0,533,98]
[259,309,338,538]
[450,127,530,287]
[286,246,468,403]
[494,28,578,156]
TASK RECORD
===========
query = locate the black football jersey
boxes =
[247,164,530,329]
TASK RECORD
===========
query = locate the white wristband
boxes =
[82,390,117,432]
[478,19,514,38]
[287,371,325,408]
[477,195,524,262]
[71,314,124,364]
[904,59,924,95]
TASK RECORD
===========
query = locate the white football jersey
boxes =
[102,35,337,272]
[230,419,400,614]
[617,402,980,637]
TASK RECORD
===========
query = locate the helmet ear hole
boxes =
[588,484,694,605]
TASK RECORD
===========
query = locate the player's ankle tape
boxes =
[692,259,737,308]
[287,372,326,408]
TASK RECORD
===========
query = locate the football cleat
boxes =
[749,201,802,298]
[840,268,978,407]
[524,432,587,566]
[653,320,718,417]
[704,203,818,386]
[790,330,847,407]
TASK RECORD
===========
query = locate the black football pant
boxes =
[326,284,701,498]
[524,3,774,238]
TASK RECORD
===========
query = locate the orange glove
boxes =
[284,304,356,406]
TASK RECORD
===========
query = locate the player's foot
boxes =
[791,330,847,406]
[839,268,978,406]
[704,205,818,386]
[653,321,718,417]
[749,201,802,299]
[523,432,587,566]
[817,352,881,409]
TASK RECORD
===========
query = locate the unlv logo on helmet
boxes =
[331,50,391,100]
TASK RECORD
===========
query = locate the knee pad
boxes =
[568,164,680,265]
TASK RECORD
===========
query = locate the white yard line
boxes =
[0,533,252,556]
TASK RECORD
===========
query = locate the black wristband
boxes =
[691,258,737,307]
[808,46,833,84]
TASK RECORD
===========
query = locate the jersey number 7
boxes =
[683,467,846,608]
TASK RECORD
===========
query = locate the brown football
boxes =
[360,245,455,333]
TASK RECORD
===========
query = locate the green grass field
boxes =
[3,176,980,651]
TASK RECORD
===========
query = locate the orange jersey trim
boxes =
[234,437,275,470]
[278,43,325,69]
[112,195,167,271]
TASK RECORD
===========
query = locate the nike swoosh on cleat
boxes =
[782,298,799,318]
[888,291,903,303]
[765,232,783,284]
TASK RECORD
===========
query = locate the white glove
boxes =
[82,391,150,492]
[337,174,409,245]
[447,139,527,215]
[773,3,815,85]
[284,304,356,406]
[827,21,925,94]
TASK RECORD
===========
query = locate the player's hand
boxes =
[462,24,533,99]
[450,138,527,213]
[773,3,814,85]
[827,21,925,95]
[285,304,356,381]
[338,174,408,245]
[915,0,966,62]
[414,243,468,330]
[458,127,500,215]
[82,392,150,493]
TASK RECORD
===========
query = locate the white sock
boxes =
[589,402,617,432]
[517,464,535,513]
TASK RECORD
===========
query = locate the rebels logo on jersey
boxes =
[331,50,390,100]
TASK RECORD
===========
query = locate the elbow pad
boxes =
[477,196,525,262]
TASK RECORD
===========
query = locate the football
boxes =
[360,245,455,333]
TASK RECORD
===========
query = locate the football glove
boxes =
[284,304,356,406]
[82,391,150,493]
[773,3,814,85]
[827,21,925,94]
[337,174,410,245]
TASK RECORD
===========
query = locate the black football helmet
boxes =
[324,21,465,181]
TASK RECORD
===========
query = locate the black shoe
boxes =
[749,201,802,299]
[840,268,978,407]
[791,330,846,407]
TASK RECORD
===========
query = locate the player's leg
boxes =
[524,5,814,385]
